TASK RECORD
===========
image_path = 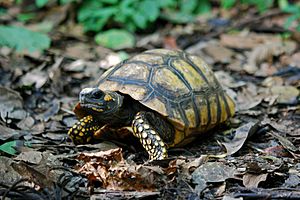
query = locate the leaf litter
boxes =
[0,4,299,200]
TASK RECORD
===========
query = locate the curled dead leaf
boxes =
[77,148,161,191]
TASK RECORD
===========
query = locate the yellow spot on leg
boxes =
[142,132,147,138]
[138,126,143,133]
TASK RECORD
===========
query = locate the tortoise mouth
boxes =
[80,102,105,113]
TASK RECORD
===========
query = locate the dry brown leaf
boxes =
[222,122,259,156]
[236,83,263,111]
[0,124,21,141]
[11,161,55,189]
[203,44,234,64]
[243,173,268,188]
[77,148,160,191]
[15,151,43,164]
[220,33,281,49]
[245,41,297,75]
[0,86,27,121]
[0,156,22,185]
[270,86,299,105]
[214,71,246,88]
[65,43,94,60]
[192,162,236,194]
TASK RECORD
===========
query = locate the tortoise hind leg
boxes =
[132,111,174,160]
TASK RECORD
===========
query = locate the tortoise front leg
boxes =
[132,111,171,160]
[68,115,102,144]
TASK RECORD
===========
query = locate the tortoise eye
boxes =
[91,90,104,99]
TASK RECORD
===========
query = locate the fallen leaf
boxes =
[77,148,160,191]
[20,69,48,88]
[65,43,94,60]
[222,195,243,200]
[222,122,259,156]
[283,174,300,187]
[163,35,178,49]
[220,33,281,49]
[15,151,43,164]
[263,145,292,158]
[192,162,236,194]
[40,100,60,121]
[16,116,35,130]
[203,43,234,63]
[214,71,246,88]
[268,131,298,153]
[0,156,22,185]
[0,140,22,155]
[11,161,54,189]
[0,124,21,141]
[270,85,299,105]
[243,173,268,188]
[95,29,135,50]
[0,86,27,121]
[291,52,300,67]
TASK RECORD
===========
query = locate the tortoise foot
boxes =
[132,112,168,160]
[68,115,100,144]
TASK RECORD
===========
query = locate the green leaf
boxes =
[221,0,237,9]
[0,141,18,155]
[59,0,77,4]
[100,0,119,4]
[181,0,197,14]
[284,14,299,29]
[35,0,48,8]
[17,13,36,22]
[78,6,117,32]
[157,0,176,7]
[95,29,135,50]
[0,25,51,53]
[139,0,160,22]
[281,4,300,13]
[161,11,196,23]
[278,0,289,10]
[132,12,148,29]
[195,0,211,14]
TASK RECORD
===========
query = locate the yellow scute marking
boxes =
[143,97,167,116]
[225,94,236,117]
[219,94,229,123]
[194,95,209,126]
[131,54,164,65]
[145,49,179,56]
[172,59,207,90]
[112,63,149,81]
[153,68,189,97]
[184,101,196,128]
[209,95,218,125]
[169,130,185,147]
[99,80,147,102]
[187,55,216,84]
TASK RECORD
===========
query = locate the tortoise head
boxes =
[78,88,124,117]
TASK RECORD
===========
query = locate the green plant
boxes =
[221,0,274,12]
[161,0,211,23]
[78,0,174,32]
[221,0,300,31]
[0,25,50,52]
[279,0,300,31]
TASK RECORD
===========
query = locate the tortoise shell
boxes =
[97,49,235,146]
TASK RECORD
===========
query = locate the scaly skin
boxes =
[132,112,168,160]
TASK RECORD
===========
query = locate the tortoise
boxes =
[68,49,235,160]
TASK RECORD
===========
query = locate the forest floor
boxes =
[0,4,299,200]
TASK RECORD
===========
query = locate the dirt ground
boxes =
[0,3,299,200]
